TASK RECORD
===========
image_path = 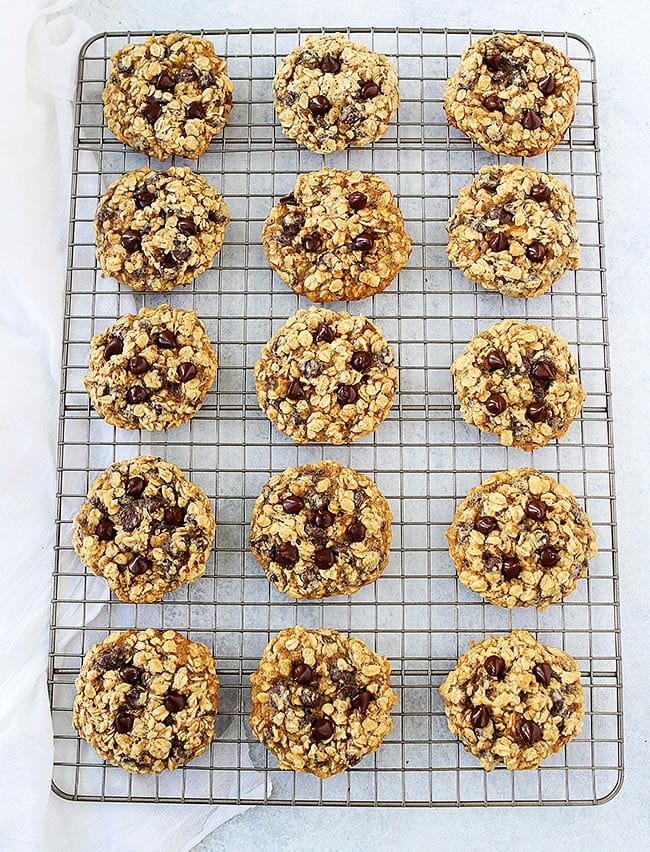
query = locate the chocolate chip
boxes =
[347,521,366,542]
[308,95,330,115]
[312,717,334,740]
[522,109,543,130]
[156,330,177,349]
[350,350,372,372]
[128,355,149,375]
[351,690,371,712]
[274,542,299,566]
[484,655,506,678]
[314,324,334,343]
[119,665,140,684]
[348,191,368,210]
[488,232,509,252]
[302,233,322,252]
[282,496,304,514]
[142,102,162,124]
[292,662,314,684]
[164,692,186,712]
[120,230,141,253]
[360,80,380,99]
[520,719,542,745]
[286,379,306,401]
[300,687,320,707]
[97,648,123,670]
[526,241,547,262]
[314,509,334,528]
[526,498,547,521]
[115,712,134,734]
[314,548,335,569]
[486,349,507,371]
[484,54,506,72]
[351,232,373,252]
[502,557,521,580]
[279,192,296,205]
[540,546,559,567]
[96,519,115,541]
[320,54,341,73]
[164,506,184,526]
[488,206,514,224]
[483,94,503,111]
[533,662,553,686]
[530,183,551,203]
[104,336,123,358]
[177,362,197,383]
[125,476,146,497]
[485,393,506,415]
[470,706,490,728]
[337,385,358,405]
[185,101,205,120]
[128,555,150,576]
[538,73,555,95]
[126,386,149,405]
[134,189,155,209]
[474,515,497,535]
[531,360,556,384]
[177,218,197,236]
[155,71,175,90]
[526,401,548,423]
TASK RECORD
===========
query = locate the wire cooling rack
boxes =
[49,28,622,806]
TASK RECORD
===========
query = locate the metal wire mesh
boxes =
[49,27,622,806]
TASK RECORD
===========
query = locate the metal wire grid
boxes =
[49,28,622,807]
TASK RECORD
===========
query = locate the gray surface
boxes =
[61,0,650,848]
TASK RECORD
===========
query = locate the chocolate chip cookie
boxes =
[249,626,397,777]
[262,168,411,302]
[95,167,230,292]
[440,630,584,771]
[249,460,392,599]
[254,307,397,444]
[73,628,219,773]
[103,32,233,160]
[446,468,597,610]
[444,33,580,157]
[273,32,400,154]
[84,304,217,431]
[447,165,579,299]
[73,456,216,603]
[450,320,585,450]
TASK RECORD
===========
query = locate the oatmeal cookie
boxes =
[447,165,579,299]
[273,32,399,154]
[95,167,229,292]
[73,456,216,603]
[249,460,392,599]
[103,32,233,160]
[84,304,217,431]
[73,628,219,773]
[444,33,580,156]
[450,320,585,450]
[440,630,584,770]
[249,626,397,777]
[254,307,397,444]
[262,168,411,302]
[446,468,597,610]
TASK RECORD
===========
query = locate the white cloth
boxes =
[0,3,264,849]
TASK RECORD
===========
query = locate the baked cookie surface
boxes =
[73,628,219,773]
[84,304,217,431]
[103,32,233,160]
[273,32,399,153]
[450,320,585,450]
[95,167,229,292]
[440,630,584,770]
[447,164,579,299]
[254,307,397,444]
[73,455,216,603]
[262,168,411,302]
[249,460,392,598]
[446,467,597,610]
[249,626,397,777]
[444,33,580,156]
